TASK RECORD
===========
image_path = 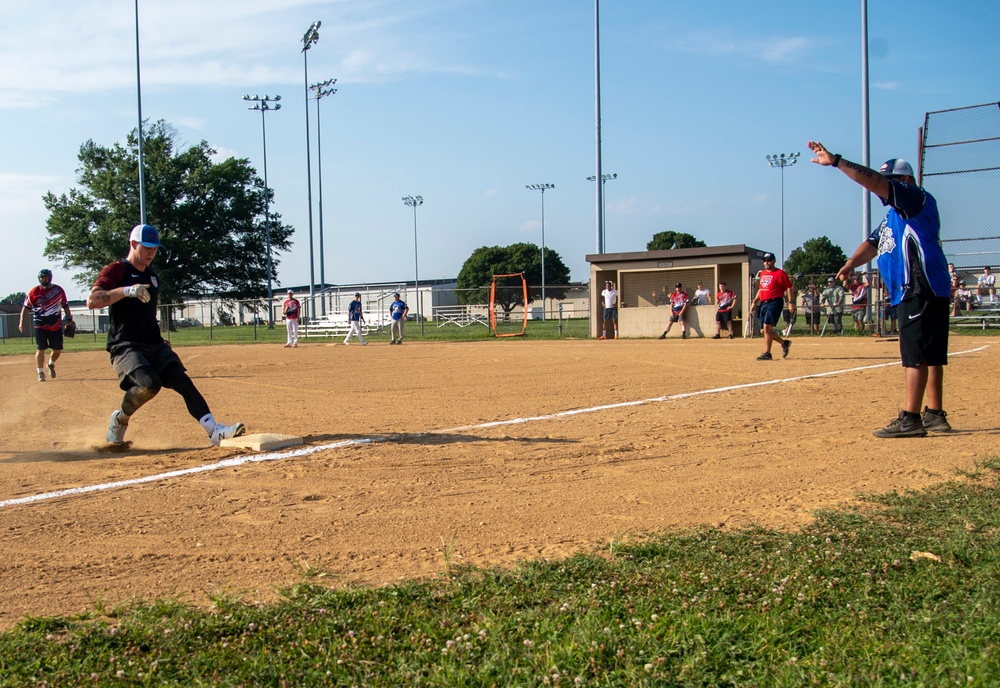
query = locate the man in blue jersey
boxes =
[344,292,367,345]
[809,141,951,438]
[388,292,408,345]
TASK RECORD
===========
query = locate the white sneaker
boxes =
[343,340,350,345]
[107,410,129,444]
[210,421,246,446]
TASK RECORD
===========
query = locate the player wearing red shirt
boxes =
[282,289,301,348]
[712,282,737,339]
[751,253,795,360]
[657,283,690,339]
[19,269,73,382]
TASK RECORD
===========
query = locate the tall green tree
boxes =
[457,243,571,316]
[646,231,707,251]
[43,120,294,311]
[783,236,848,283]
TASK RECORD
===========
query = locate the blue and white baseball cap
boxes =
[130,223,162,247]
[879,159,914,178]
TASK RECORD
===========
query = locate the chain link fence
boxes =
[920,101,1000,271]
[3,287,592,344]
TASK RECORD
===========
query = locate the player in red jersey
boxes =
[750,253,795,360]
[712,281,737,339]
[657,283,690,339]
[20,269,73,382]
[282,289,301,348]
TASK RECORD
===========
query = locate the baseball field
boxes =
[1,334,997,630]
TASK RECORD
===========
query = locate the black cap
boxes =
[762,252,776,261]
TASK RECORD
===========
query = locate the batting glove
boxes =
[124,285,151,303]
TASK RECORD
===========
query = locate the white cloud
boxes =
[677,31,811,63]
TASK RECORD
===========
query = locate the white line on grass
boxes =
[1,345,988,510]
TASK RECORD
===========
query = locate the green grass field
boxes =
[1,460,997,685]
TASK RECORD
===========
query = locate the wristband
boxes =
[832,154,842,168]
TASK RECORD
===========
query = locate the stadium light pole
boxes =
[402,195,424,335]
[310,77,337,316]
[594,0,604,253]
[526,183,554,320]
[301,20,321,317]
[587,173,617,250]
[765,152,799,264]
[243,94,281,328]
[133,0,147,224]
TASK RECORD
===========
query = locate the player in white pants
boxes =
[282,289,300,348]
[344,292,367,345]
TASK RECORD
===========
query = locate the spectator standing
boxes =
[599,280,618,339]
[882,286,898,334]
[651,285,670,307]
[820,276,846,334]
[693,282,713,306]
[977,266,996,303]
[750,253,794,360]
[801,284,820,335]
[849,274,869,332]
[20,268,74,382]
[658,283,690,339]
[388,292,409,344]
[712,281,737,339]
[344,292,368,345]
[87,224,246,447]
[809,141,952,438]
[282,289,300,348]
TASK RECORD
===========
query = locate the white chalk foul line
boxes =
[1,345,987,510]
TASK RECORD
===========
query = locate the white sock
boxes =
[199,413,217,433]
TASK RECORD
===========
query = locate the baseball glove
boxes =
[63,319,77,338]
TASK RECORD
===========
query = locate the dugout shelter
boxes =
[587,244,769,339]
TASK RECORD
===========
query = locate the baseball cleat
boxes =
[48,362,56,379]
[107,410,129,445]
[210,421,246,446]
[37,372,46,382]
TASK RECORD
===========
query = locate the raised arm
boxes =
[808,140,890,201]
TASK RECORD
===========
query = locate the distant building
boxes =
[587,244,769,338]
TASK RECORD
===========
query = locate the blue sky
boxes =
[2,0,998,301]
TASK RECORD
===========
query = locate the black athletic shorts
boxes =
[715,311,733,324]
[111,342,186,391]
[34,328,64,351]
[898,293,949,368]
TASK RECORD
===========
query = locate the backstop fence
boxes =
[920,101,1000,271]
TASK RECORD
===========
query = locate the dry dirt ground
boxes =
[2,334,998,630]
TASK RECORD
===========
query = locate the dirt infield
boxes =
[1,335,998,629]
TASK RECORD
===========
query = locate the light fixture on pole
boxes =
[525,183,555,320]
[402,195,424,335]
[587,173,617,250]
[765,152,800,264]
[243,94,281,328]
[310,77,337,316]
[301,20,321,317]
